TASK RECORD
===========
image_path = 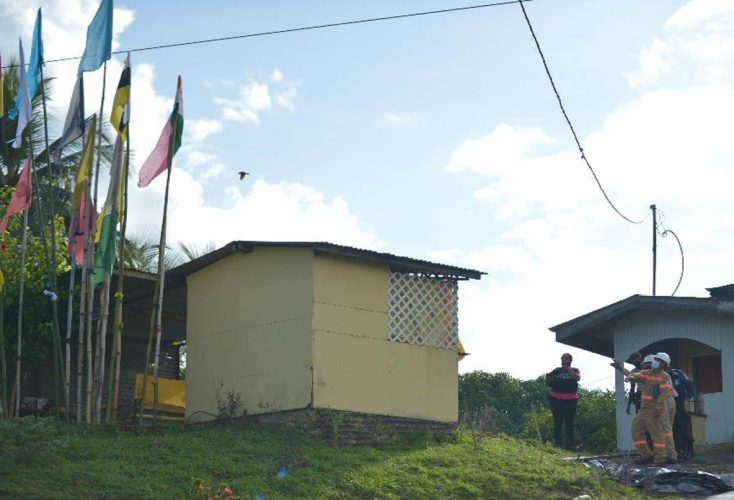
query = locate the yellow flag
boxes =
[71,114,96,211]
[110,57,130,142]
[0,270,4,291]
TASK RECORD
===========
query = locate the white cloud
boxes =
[446,124,553,176]
[214,73,298,123]
[129,175,382,251]
[276,87,297,111]
[270,68,283,82]
[665,0,734,30]
[186,118,223,142]
[625,39,674,88]
[383,112,418,126]
[627,0,734,87]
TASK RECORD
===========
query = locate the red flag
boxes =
[68,185,95,266]
[0,157,33,235]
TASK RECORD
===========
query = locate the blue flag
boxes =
[12,39,31,149]
[8,8,43,120]
[78,0,113,75]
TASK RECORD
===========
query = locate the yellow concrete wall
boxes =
[692,415,706,445]
[185,248,314,422]
[311,255,458,422]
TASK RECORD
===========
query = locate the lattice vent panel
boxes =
[387,272,458,351]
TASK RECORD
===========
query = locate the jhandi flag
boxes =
[0,157,33,235]
[138,76,183,188]
[12,38,32,149]
[110,56,130,141]
[9,8,43,119]
[68,187,94,266]
[93,135,124,285]
[78,0,113,75]
[71,114,97,211]
[53,75,85,170]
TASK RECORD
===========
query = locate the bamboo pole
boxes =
[65,230,77,420]
[107,139,130,423]
[87,62,107,422]
[14,209,29,418]
[75,123,92,423]
[95,135,124,423]
[76,189,93,422]
[0,290,7,420]
[27,134,61,418]
[152,162,173,422]
[138,278,159,425]
[40,66,66,419]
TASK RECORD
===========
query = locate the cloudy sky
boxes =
[2,0,733,389]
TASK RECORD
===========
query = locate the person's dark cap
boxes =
[626,352,642,363]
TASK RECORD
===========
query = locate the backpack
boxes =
[671,369,697,399]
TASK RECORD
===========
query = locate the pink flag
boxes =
[67,186,95,265]
[138,76,183,188]
[0,158,33,235]
[137,120,172,188]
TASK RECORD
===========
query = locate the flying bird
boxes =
[238,171,250,181]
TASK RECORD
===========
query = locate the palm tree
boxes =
[1,58,114,213]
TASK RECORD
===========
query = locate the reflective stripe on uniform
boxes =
[633,440,648,445]
[653,443,667,448]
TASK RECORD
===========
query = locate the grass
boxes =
[0,417,648,499]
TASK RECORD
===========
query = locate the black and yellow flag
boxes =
[110,55,130,141]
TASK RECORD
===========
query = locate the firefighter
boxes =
[611,357,675,465]
[654,352,678,463]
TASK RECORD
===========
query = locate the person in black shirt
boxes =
[546,353,581,449]
[667,365,697,460]
[625,352,643,415]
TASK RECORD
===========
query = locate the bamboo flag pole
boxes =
[27,133,62,418]
[139,279,159,424]
[138,75,182,424]
[94,136,123,423]
[107,139,129,423]
[87,61,107,422]
[40,66,66,418]
[0,290,6,420]
[14,208,29,418]
[152,161,173,422]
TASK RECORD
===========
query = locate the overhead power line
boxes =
[2,1,533,69]
[656,210,685,296]
[517,1,644,225]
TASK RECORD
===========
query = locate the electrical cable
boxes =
[655,209,685,296]
[1,1,533,70]
[516,1,644,225]
[661,228,684,296]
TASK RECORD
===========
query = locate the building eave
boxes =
[169,241,485,280]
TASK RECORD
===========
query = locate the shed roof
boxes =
[549,294,734,357]
[169,241,484,280]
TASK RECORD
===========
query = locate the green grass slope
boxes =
[0,418,645,499]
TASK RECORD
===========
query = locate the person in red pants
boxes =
[546,353,581,449]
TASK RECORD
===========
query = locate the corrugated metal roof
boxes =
[548,294,734,356]
[169,241,484,280]
[707,284,734,299]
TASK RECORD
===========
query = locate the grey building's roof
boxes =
[169,241,484,280]
[549,294,734,357]
[707,284,734,299]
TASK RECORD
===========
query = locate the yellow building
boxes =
[174,241,482,425]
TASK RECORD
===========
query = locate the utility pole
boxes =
[651,204,657,296]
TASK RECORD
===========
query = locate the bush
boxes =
[459,371,616,453]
